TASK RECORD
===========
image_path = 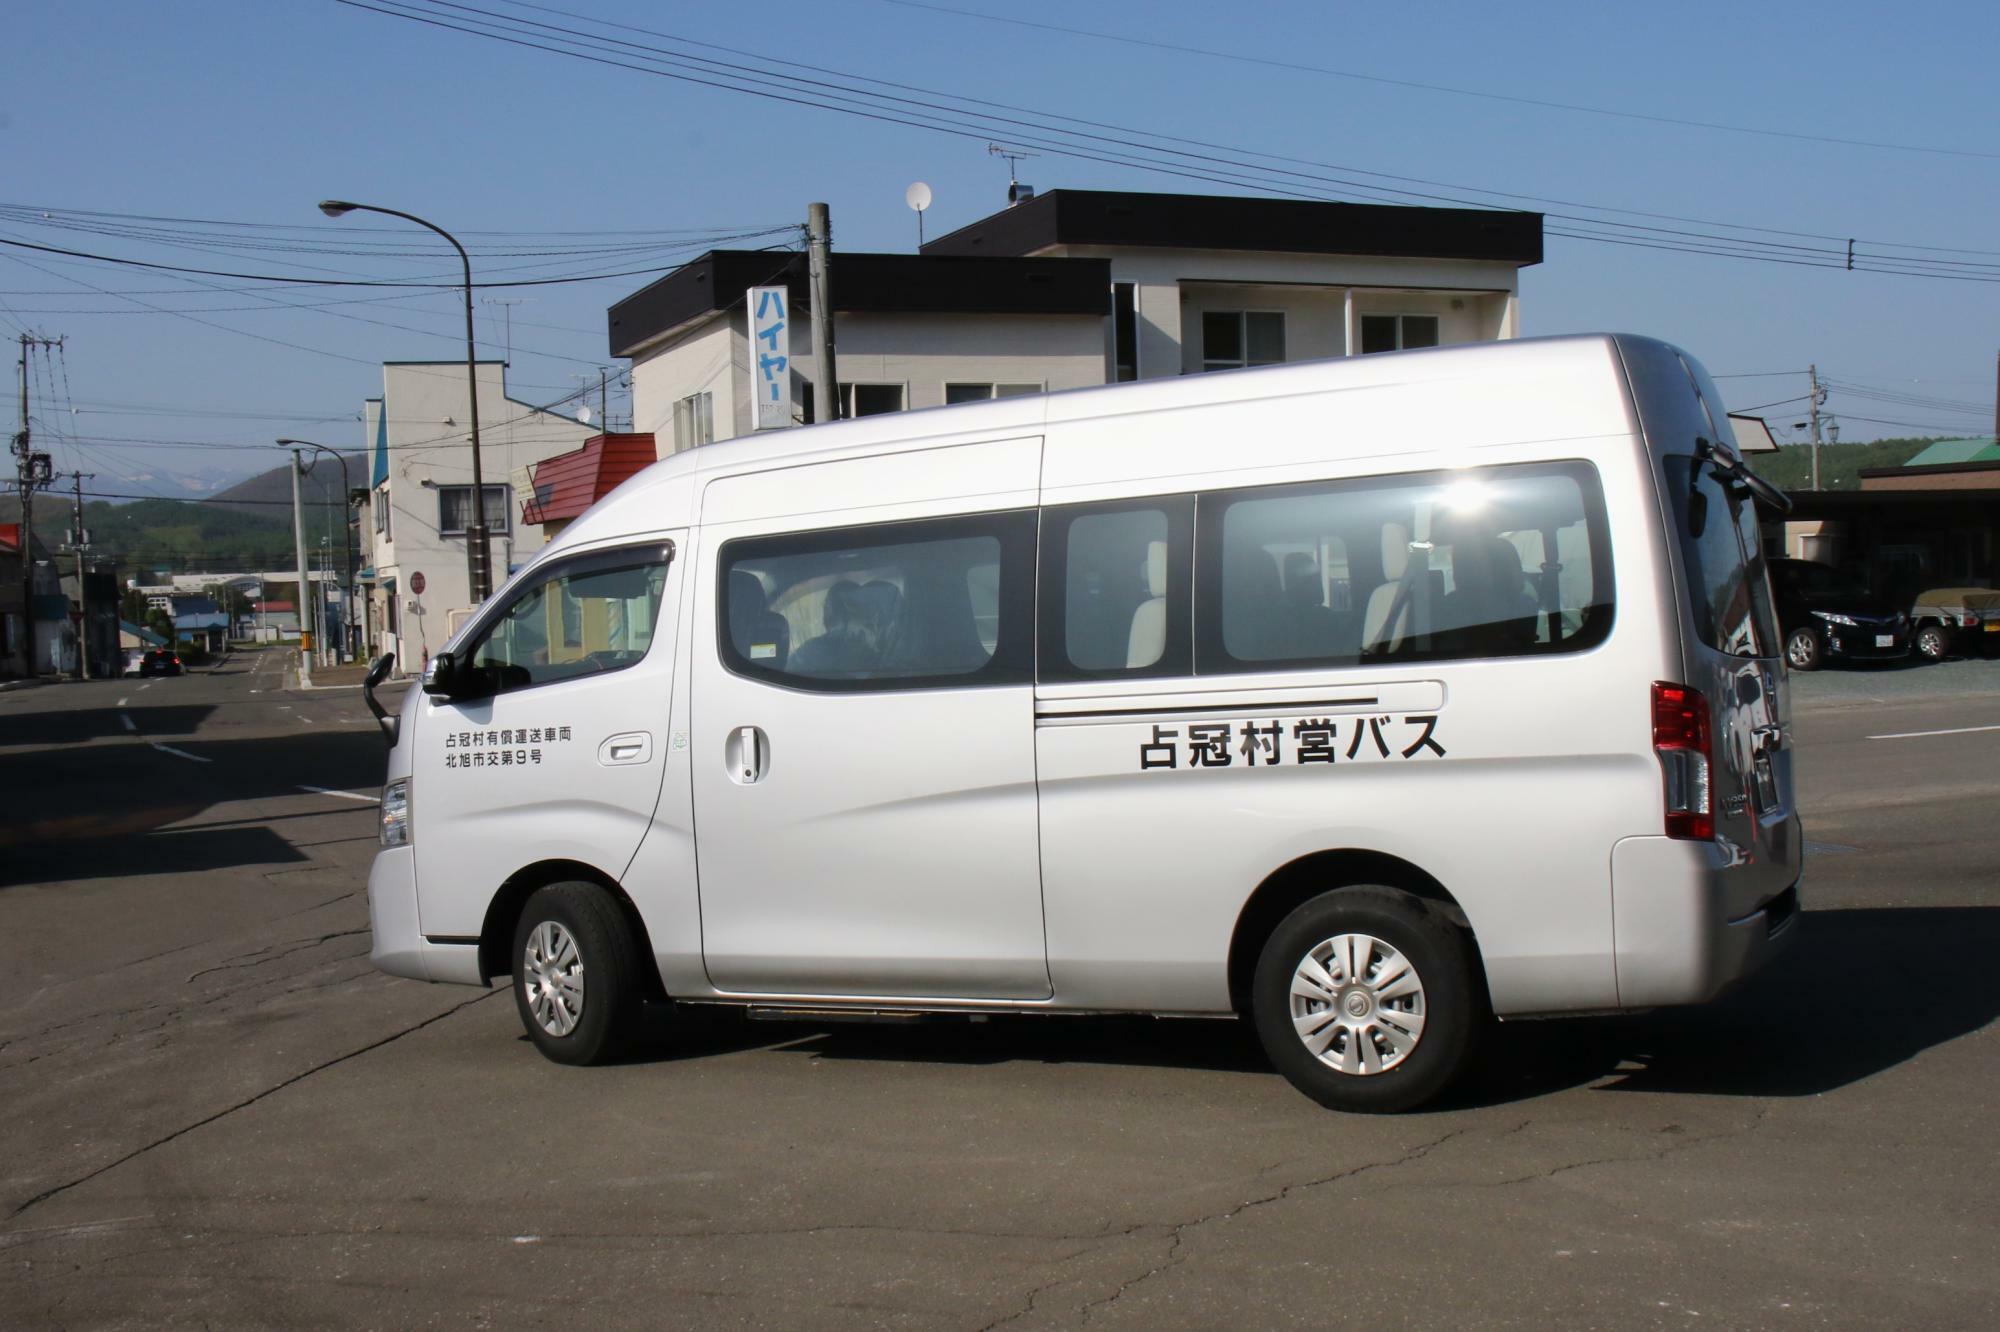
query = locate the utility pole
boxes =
[807,203,839,423]
[1807,364,1824,492]
[13,334,61,677]
[290,448,314,688]
[66,469,94,681]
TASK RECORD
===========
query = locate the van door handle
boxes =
[599,731,653,766]
[730,725,766,784]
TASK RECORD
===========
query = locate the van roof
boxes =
[642,332,1643,483]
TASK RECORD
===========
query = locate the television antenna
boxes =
[986,143,1038,205]
[905,181,932,248]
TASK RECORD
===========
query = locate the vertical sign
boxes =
[747,285,792,431]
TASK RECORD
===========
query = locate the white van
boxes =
[364,334,1801,1113]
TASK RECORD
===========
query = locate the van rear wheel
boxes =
[1251,887,1481,1113]
[511,883,643,1065]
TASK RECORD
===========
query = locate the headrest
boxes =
[822,580,862,628]
[1380,523,1410,581]
[728,569,768,614]
[1143,540,1168,598]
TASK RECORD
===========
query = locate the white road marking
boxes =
[1866,723,2000,741]
[119,713,136,732]
[139,682,152,691]
[297,785,380,804]
[299,714,317,724]
[117,695,130,706]
[149,742,211,763]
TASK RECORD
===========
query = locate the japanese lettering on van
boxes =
[1138,715,1445,771]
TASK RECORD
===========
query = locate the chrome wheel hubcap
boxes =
[1289,933,1425,1076]
[523,921,585,1037]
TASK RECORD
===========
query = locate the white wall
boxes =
[631,311,1107,449]
[368,362,595,673]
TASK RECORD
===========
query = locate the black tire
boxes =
[1784,626,1822,672]
[510,882,644,1065]
[1915,624,1949,663]
[1251,886,1482,1114]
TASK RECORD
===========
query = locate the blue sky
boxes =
[5,0,1997,499]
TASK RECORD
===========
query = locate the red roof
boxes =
[522,433,657,526]
[0,523,19,556]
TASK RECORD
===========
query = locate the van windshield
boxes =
[1666,455,1779,658]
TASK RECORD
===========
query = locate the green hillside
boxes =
[1747,438,1936,492]
[0,494,338,576]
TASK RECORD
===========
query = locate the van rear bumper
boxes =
[1610,836,1800,1008]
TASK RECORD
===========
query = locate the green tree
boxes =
[143,607,175,646]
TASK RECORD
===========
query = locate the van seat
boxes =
[1127,540,1168,668]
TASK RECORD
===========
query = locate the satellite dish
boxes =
[577,405,593,424]
[906,181,933,247]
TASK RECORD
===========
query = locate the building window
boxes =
[841,383,905,417]
[1359,314,1441,354]
[944,383,1043,405]
[672,391,714,451]
[1112,282,1138,382]
[1201,311,1285,372]
[373,487,391,540]
[438,484,511,537]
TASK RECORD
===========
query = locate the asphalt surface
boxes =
[1,650,1995,1328]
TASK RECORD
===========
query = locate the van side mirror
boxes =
[422,650,459,697]
[362,653,399,747]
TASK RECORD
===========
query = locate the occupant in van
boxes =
[792,578,900,676]
[1440,534,1538,656]
[728,569,789,668]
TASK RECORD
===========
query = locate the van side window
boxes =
[1195,462,1613,673]
[718,511,1035,691]
[1666,456,1777,658]
[464,546,671,694]
[1039,497,1194,680]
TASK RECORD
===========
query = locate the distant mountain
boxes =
[207,450,367,517]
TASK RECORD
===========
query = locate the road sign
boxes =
[410,571,427,595]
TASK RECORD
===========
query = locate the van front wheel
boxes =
[511,883,643,1065]
[1251,887,1481,1113]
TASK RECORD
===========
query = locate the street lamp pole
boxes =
[316,200,491,605]
[278,440,354,667]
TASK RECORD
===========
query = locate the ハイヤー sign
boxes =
[746,285,792,431]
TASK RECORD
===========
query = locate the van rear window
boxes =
[1195,461,1613,673]
[1666,456,1778,658]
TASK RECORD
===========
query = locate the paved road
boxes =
[1,652,1994,1328]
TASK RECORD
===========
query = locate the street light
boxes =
[317,200,492,604]
[278,439,354,665]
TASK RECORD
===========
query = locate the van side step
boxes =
[743,1006,929,1024]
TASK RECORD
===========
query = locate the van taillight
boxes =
[1652,682,1713,841]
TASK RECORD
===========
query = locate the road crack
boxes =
[9,990,502,1222]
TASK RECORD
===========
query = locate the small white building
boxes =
[356,361,596,674]
[610,189,1543,448]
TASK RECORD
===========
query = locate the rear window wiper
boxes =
[1696,437,1792,515]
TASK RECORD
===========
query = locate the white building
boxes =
[356,361,596,674]
[610,190,1542,448]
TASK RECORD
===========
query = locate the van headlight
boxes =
[381,778,411,847]
[1811,611,1857,626]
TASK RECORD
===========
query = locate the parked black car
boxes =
[137,649,183,677]
[1769,559,1909,671]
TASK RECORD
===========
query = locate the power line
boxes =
[873,0,2000,164]
[328,0,2000,286]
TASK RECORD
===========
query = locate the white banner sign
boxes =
[747,285,792,431]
